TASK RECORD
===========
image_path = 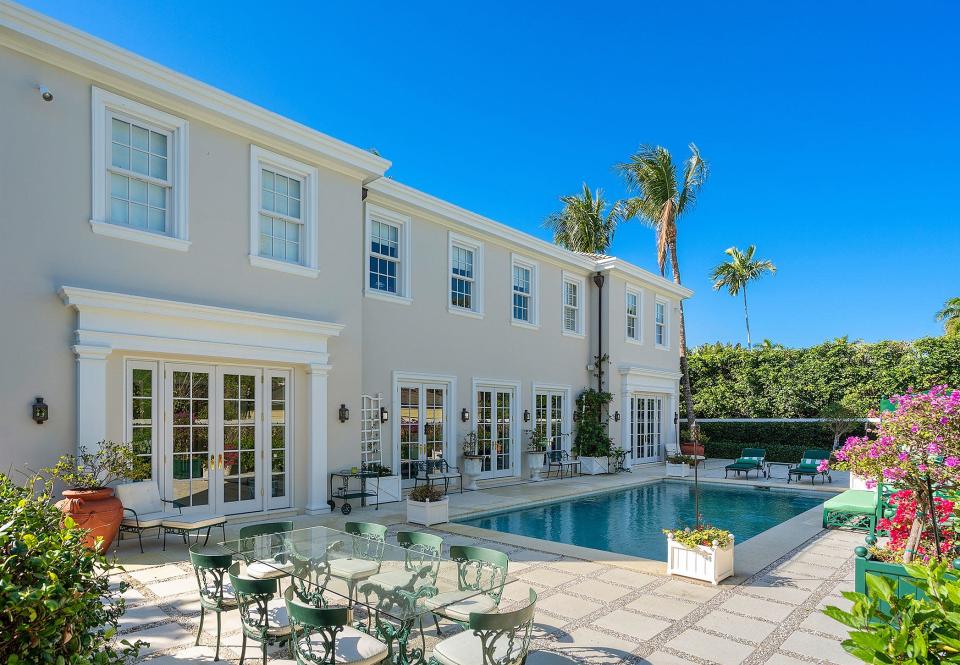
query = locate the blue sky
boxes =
[23,1,959,347]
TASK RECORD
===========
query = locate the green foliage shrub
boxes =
[0,474,145,663]
[573,389,614,457]
[681,421,868,456]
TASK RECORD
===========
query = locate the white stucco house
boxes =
[0,1,692,520]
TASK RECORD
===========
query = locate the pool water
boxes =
[457,481,825,560]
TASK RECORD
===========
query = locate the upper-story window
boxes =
[510,255,539,328]
[249,146,319,278]
[626,288,641,342]
[448,232,484,317]
[365,204,412,303]
[655,297,669,347]
[562,272,584,336]
[91,87,189,251]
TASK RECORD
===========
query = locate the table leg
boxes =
[375,616,424,665]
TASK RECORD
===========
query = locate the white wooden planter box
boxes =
[578,456,610,475]
[375,475,401,504]
[665,462,690,478]
[666,533,735,585]
[407,497,449,526]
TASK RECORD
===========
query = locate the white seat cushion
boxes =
[433,626,519,665]
[247,559,295,579]
[366,569,417,590]
[121,510,178,529]
[425,590,497,621]
[328,558,379,580]
[274,627,388,665]
[161,514,226,530]
[116,481,164,515]
[245,596,291,637]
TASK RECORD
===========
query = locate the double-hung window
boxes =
[448,232,484,316]
[562,272,584,336]
[626,288,641,342]
[249,146,319,277]
[365,204,411,303]
[655,297,669,347]
[91,87,189,251]
[510,255,539,327]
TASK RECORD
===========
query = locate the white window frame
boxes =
[249,145,319,278]
[91,87,189,251]
[625,287,643,345]
[447,232,484,318]
[365,204,412,304]
[561,271,585,338]
[124,359,160,482]
[265,367,293,510]
[510,254,540,329]
[655,296,670,349]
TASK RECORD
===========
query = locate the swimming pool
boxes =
[456,481,826,560]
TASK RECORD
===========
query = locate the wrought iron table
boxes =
[221,524,509,664]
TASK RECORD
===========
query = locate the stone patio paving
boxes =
[111,464,863,665]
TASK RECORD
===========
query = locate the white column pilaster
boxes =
[73,343,111,455]
[621,391,632,465]
[304,362,332,515]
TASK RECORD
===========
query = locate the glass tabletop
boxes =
[220,525,510,622]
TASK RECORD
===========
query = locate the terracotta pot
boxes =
[680,442,704,457]
[56,487,123,552]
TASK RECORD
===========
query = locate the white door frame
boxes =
[531,383,572,452]
[617,365,681,465]
[629,393,665,463]
[472,377,522,479]
[391,372,457,480]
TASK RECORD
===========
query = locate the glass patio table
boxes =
[221,524,510,665]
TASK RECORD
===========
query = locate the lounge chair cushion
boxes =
[161,514,226,530]
[244,596,291,637]
[425,590,497,621]
[739,456,764,465]
[726,459,759,469]
[329,558,379,580]
[116,481,166,515]
[800,458,824,466]
[823,489,876,514]
[121,510,177,529]
[367,570,418,590]
[432,622,517,665]
[247,559,295,579]
[278,627,387,665]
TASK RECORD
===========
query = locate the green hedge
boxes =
[702,441,814,463]
[681,420,867,462]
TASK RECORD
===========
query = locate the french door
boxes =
[630,394,663,463]
[534,390,565,453]
[163,363,290,515]
[475,386,515,478]
[398,383,447,485]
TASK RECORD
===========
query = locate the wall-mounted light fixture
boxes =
[380,406,389,423]
[614,411,621,422]
[338,404,350,423]
[461,408,470,422]
[32,397,48,424]
[37,84,53,102]
[674,412,679,425]
[572,411,580,423]
[523,409,530,423]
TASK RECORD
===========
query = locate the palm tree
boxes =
[544,183,623,254]
[936,297,960,336]
[709,245,777,349]
[617,144,708,446]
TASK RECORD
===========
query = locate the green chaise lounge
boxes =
[724,448,766,479]
[822,488,883,533]
[788,449,832,485]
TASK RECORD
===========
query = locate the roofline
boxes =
[0,0,391,180]
[596,257,694,299]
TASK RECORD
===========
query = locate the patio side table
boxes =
[765,461,793,480]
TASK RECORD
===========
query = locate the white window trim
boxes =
[447,231,484,318]
[561,271,585,338]
[531,382,573,452]
[124,358,159,482]
[265,367,294,509]
[365,204,412,304]
[471,377,523,479]
[625,287,643,345]
[391,371,457,468]
[91,87,190,251]
[509,254,540,329]
[655,296,671,350]
[249,145,319,278]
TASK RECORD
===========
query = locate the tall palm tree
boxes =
[709,245,777,349]
[544,183,623,254]
[936,297,960,337]
[617,144,708,445]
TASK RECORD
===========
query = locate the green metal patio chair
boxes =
[425,545,509,634]
[238,521,295,581]
[228,562,291,665]
[328,522,387,605]
[430,588,538,665]
[189,544,237,661]
[788,449,832,485]
[283,586,389,665]
[366,531,443,591]
[724,448,766,479]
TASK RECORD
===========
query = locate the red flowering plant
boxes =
[871,489,957,562]
[832,385,960,563]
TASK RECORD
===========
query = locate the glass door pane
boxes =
[476,390,493,473]
[495,391,512,472]
[268,373,290,506]
[220,369,261,514]
[399,386,420,481]
[169,369,211,509]
[424,387,445,460]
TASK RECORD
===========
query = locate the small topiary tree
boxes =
[573,388,613,457]
[0,474,145,663]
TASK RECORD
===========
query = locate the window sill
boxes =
[448,306,484,320]
[89,220,191,252]
[511,319,540,331]
[562,329,585,339]
[655,344,671,351]
[365,289,413,306]
[625,337,644,346]
[248,255,319,278]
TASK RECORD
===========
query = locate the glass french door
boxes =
[476,387,515,478]
[398,383,447,485]
[217,367,261,514]
[630,394,663,463]
[535,391,565,453]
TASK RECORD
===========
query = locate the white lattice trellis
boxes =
[361,393,383,466]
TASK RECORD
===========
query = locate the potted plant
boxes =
[461,431,484,490]
[573,388,613,474]
[406,484,448,526]
[830,385,960,603]
[679,426,708,457]
[41,440,148,552]
[664,526,735,585]
[525,429,548,482]
[665,454,695,478]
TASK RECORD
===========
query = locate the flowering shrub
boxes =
[832,385,960,562]
[871,490,957,562]
[664,526,732,549]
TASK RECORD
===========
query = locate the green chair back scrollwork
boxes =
[228,562,290,665]
[344,521,387,561]
[188,544,236,660]
[450,545,509,604]
[398,531,443,584]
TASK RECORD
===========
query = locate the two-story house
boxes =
[0,1,692,520]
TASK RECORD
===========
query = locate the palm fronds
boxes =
[544,183,623,254]
[935,297,960,336]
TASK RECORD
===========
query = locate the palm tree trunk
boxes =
[668,242,698,442]
[742,285,752,350]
